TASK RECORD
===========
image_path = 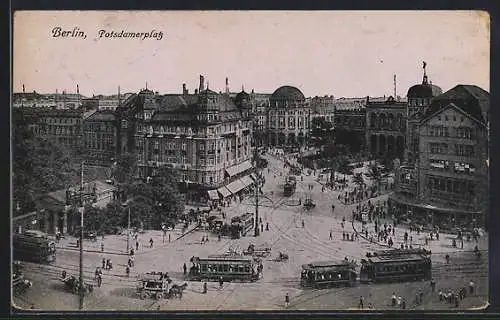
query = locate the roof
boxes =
[270,86,305,102]
[365,254,427,263]
[302,261,356,272]
[85,111,116,122]
[407,83,443,98]
[423,84,489,124]
[234,90,251,105]
[194,255,253,262]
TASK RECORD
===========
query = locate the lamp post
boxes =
[79,161,84,310]
[253,120,260,237]
[122,200,131,254]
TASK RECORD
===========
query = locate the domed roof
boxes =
[270,86,305,101]
[407,83,442,98]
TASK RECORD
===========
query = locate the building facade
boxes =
[83,111,118,166]
[310,95,336,123]
[333,103,366,152]
[365,96,406,159]
[390,84,489,230]
[135,76,255,203]
[267,86,311,147]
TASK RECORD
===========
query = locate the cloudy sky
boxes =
[13,11,489,98]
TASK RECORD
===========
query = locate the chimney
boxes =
[199,75,205,92]
[22,84,25,93]
[77,84,80,95]
[225,77,229,94]
[182,83,188,95]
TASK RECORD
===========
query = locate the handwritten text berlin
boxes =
[51,27,164,40]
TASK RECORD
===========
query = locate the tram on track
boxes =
[187,255,260,282]
[359,248,432,283]
[229,212,254,239]
[300,260,358,288]
[13,231,56,263]
[283,176,297,196]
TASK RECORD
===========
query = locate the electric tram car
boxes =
[188,255,260,282]
[359,248,432,283]
[229,212,255,239]
[300,260,358,288]
[13,231,56,263]
[283,176,297,197]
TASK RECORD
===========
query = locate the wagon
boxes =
[136,272,171,300]
[276,252,289,262]
[243,244,271,258]
[61,275,93,295]
[303,199,316,210]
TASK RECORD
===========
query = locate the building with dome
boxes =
[267,85,311,147]
[134,75,256,204]
[389,65,489,231]
[405,65,443,165]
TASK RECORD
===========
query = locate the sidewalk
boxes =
[55,222,199,256]
[350,217,486,256]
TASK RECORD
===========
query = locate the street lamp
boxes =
[253,119,260,237]
[121,199,132,254]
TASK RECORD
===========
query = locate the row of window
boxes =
[43,117,80,124]
[427,126,474,139]
[428,176,475,195]
[429,143,475,156]
[429,159,476,173]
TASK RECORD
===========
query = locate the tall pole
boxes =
[79,161,84,310]
[127,206,130,253]
[254,123,260,237]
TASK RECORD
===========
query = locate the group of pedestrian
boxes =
[201,236,210,244]
[391,292,406,309]
[101,257,113,271]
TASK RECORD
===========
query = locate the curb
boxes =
[56,246,128,256]
[174,224,200,241]
[351,219,392,249]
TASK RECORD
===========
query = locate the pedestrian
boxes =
[261,224,264,233]
[329,231,333,240]
[219,276,224,289]
[136,241,139,251]
[169,233,171,243]
[126,266,130,277]
[302,220,305,228]
[469,280,475,295]
[203,281,207,294]
[359,296,364,309]
[445,254,450,264]
[285,292,290,308]
[438,289,443,301]
[266,222,269,231]
[97,274,102,287]
[431,279,436,292]
[95,267,100,280]
[401,298,406,309]
[419,290,424,303]
[108,259,113,271]
[183,263,187,275]
[391,292,397,306]
[102,258,106,269]
[101,242,104,252]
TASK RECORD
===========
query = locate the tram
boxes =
[188,255,260,282]
[230,212,254,239]
[13,230,56,263]
[359,248,432,283]
[300,260,358,288]
[283,176,297,197]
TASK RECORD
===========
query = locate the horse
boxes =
[168,283,188,299]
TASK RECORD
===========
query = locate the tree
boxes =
[310,117,334,146]
[366,162,383,191]
[112,152,137,184]
[353,172,365,188]
[13,109,78,216]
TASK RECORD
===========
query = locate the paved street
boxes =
[13,152,488,311]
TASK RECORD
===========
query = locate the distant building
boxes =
[310,95,336,123]
[83,110,117,166]
[333,99,366,152]
[267,85,311,147]
[390,83,489,230]
[365,96,406,159]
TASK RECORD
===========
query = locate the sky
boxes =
[13,11,490,98]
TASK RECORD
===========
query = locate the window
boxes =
[430,143,448,154]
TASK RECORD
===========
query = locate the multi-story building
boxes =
[267,86,311,147]
[15,107,84,152]
[310,95,336,123]
[390,84,489,230]
[82,110,118,166]
[333,101,366,152]
[365,96,406,159]
[135,76,255,203]
[405,70,443,165]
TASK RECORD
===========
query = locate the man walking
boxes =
[359,296,364,309]
[329,231,333,240]
[285,293,290,308]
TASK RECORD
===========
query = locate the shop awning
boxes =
[225,160,253,177]
[241,175,254,187]
[226,179,246,194]
[207,190,220,200]
[217,187,231,198]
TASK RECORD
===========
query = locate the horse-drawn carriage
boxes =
[275,252,289,262]
[60,273,93,295]
[136,272,188,300]
[243,244,271,258]
[12,261,32,292]
[303,198,316,210]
